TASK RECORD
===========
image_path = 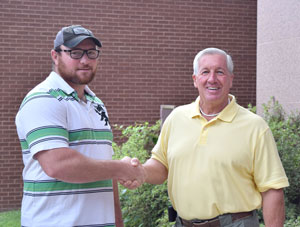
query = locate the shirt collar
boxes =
[48,71,95,101]
[190,94,238,122]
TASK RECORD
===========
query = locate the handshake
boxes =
[118,156,147,189]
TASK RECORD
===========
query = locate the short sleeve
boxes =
[151,114,173,170]
[253,128,289,192]
[15,93,69,158]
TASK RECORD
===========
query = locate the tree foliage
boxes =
[261,98,300,221]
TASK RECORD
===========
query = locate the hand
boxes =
[119,156,146,189]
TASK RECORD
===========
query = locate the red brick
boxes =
[0,0,257,211]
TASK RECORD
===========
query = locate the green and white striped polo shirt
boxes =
[16,72,115,227]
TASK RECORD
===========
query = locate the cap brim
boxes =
[64,36,102,48]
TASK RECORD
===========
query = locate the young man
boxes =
[15,25,145,227]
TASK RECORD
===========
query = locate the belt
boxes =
[180,211,253,227]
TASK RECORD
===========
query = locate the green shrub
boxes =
[284,216,300,227]
[113,121,173,227]
[262,98,300,220]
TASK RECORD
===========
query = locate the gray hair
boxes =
[193,47,234,75]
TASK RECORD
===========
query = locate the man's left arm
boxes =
[261,188,285,227]
[113,179,124,227]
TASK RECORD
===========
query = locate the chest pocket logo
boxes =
[94,104,109,126]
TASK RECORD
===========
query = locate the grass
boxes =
[0,209,264,227]
[0,210,295,227]
[0,210,20,227]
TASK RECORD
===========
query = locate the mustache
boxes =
[77,67,93,71]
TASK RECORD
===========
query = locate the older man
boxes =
[123,47,289,227]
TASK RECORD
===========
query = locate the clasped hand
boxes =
[119,156,146,189]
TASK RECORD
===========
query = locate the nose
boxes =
[207,72,217,83]
[79,52,90,64]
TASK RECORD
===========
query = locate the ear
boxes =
[192,74,198,88]
[51,49,59,65]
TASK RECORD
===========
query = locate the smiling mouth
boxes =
[207,87,219,91]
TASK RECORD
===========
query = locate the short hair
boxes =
[193,47,234,75]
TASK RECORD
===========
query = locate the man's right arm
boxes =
[35,148,145,184]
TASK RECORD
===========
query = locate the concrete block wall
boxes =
[257,0,300,115]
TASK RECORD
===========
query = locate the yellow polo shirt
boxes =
[152,95,289,220]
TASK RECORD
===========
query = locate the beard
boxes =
[57,57,97,85]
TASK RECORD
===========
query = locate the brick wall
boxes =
[0,0,257,211]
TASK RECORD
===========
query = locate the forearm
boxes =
[262,189,285,227]
[36,148,139,183]
[143,158,168,185]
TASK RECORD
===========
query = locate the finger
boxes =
[123,180,133,188]
[131,180,139,189]
[118,179,131,187]
[131,158,140,167]
[127,180,139,190]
